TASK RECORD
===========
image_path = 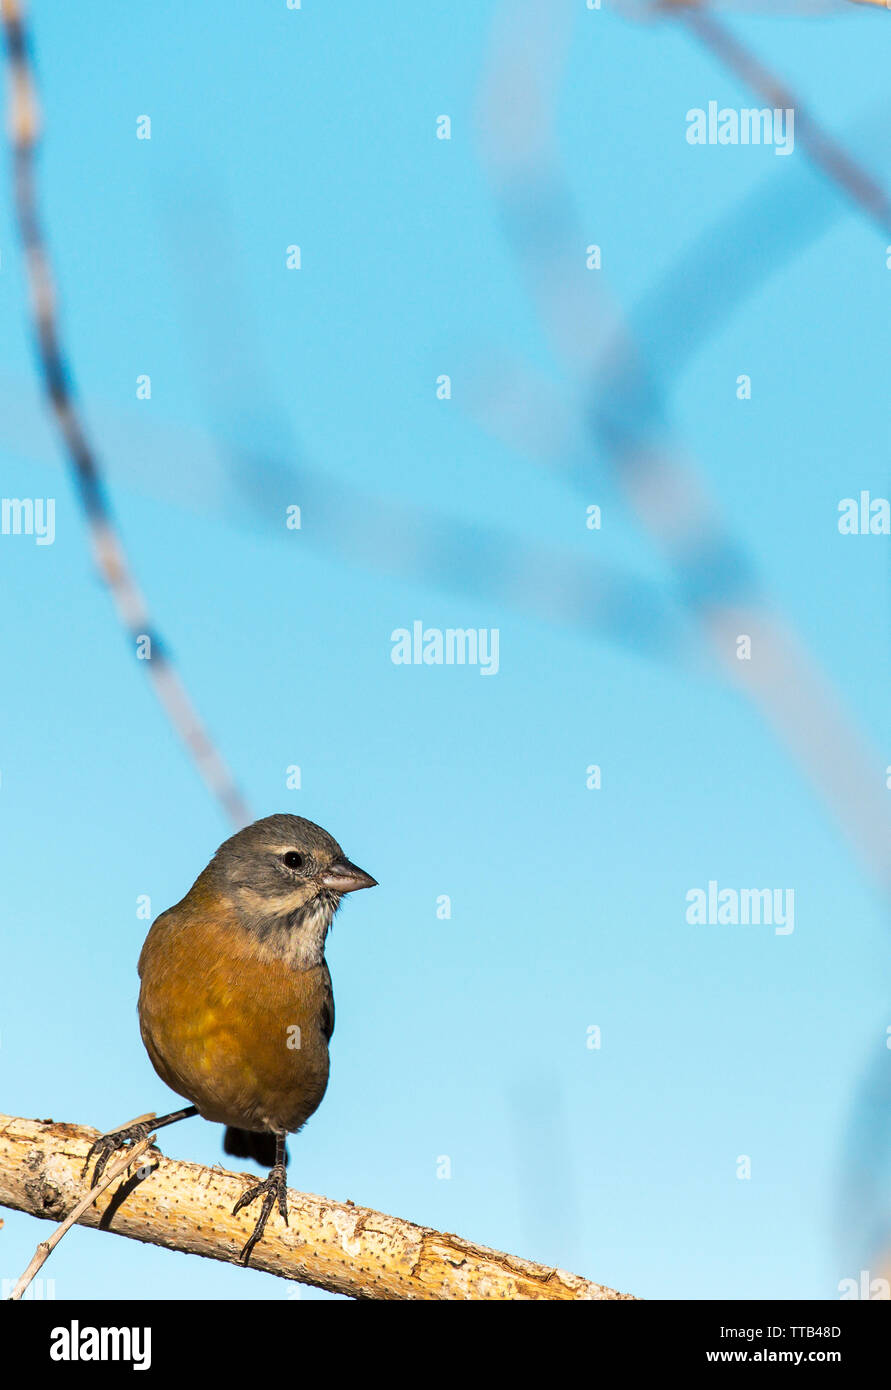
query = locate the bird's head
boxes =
[208,813,377,944]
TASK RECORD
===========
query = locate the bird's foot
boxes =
[232,1162,289,1265]
[81,1118,156,1188]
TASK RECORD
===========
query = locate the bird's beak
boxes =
[319,860,378,894]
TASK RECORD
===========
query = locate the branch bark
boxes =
[0,1115,633,1300]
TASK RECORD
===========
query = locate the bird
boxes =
[82,813,377,1264]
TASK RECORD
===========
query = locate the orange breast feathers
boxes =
[137,888,332,1136]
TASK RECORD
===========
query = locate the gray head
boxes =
[206,813,376,963]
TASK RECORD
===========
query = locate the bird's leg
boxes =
[231,1131,289,1266]
[81,1105,199,1186]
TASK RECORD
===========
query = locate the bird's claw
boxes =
[232,1163,289,1265]
[81,1121,154,1188]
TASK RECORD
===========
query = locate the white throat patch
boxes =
[253,891,339,969]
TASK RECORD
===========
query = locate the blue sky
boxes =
[1,1,890,1301]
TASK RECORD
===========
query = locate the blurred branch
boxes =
[481,0,891,900]
[0,0,250,829]
[0,1115,633,1300]
[655,1,890,11]
[673,5,891,236]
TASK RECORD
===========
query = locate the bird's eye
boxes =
[283,851,305,871]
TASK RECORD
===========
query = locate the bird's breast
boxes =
[137,898,332,1135]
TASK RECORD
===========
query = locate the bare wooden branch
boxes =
[8,1131,156,1301]
[0,1115,634,1300]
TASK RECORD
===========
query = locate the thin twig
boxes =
[7,1130,155,1301]
[0,0,250,829]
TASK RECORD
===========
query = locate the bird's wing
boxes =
[319,962,335,1043]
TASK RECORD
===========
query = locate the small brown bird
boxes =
[83,813,377,1263]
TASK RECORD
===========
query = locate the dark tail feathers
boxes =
[223,1127,288,1168]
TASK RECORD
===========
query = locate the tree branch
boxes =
[0,1115,633,1300]
[7,1130,156,1301]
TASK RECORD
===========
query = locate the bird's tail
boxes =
[223,1127,287,1168]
